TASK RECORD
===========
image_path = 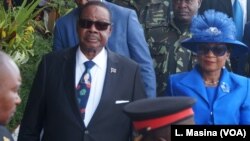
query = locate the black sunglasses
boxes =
[79,19,111,31]
[196,45,228,56]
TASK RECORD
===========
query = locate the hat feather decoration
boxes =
[181,9,248,57]
[191,9,236,40]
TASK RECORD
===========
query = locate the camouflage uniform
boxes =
[107,0,172,25]
[146,21,196,96]
[138,0,171,27]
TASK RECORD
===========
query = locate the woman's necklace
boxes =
[204,80,219,86]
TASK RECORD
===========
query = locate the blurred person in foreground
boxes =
[53,0,156,98]
[0,51,22,141]
[124,96,196,141]
[18,1,146,141]
[166,10,250,125]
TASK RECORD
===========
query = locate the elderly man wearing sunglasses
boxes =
[165,10,250,125]
[18,2,146,141]
[53,0,156,98]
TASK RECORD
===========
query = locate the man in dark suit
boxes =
[199,0,233,17]
[243,22,250,47]
[18,1,146,141]
[242,22,250,76]
[53,0,156,98]
[199,0,249,34]
[0,51,22,141]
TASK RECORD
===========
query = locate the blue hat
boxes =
[181,9,248,57]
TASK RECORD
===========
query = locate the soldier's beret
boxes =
[123,97,195,132]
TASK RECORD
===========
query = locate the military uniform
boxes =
[147,20,196,96]
[0,125,14,141]
[107,0,172,26]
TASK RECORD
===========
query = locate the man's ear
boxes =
[108,26,112,37]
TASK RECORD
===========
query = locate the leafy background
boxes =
[0,0,76,131]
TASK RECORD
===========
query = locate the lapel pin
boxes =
[111,67,116,73]
[220,82,230,93]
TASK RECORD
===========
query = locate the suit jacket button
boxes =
[85,130,89,134]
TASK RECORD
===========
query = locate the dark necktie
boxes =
[233,0,243,40]
[76,61,95,118]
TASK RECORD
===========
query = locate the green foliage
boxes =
[8,33,52,131]
[0,0,44,65]
[4,0,76,132]
[48,0,76,15]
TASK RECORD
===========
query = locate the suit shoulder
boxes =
[109,50,138,66]
[55,8,78,24]
[170,71,189,79]
[106,1,135,13]
[43,47,76,62]
[230,72,250,82]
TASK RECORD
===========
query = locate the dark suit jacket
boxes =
[0,125,14,141]
[53,1,156,98]
[243,22,250,47]
[199,0,233,17]
[18,47,146,141]
[241,22,250,76]
[232,19,250,76]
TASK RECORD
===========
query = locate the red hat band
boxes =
[133,108,194,131]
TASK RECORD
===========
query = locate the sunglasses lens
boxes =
[212,46,227,56]
[197,45,228,56]
[95,21,110,30]
[79,19,110,31]
[197,46,210,55]
[79,19,93,28]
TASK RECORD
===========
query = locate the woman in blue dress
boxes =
[165,10,250,125]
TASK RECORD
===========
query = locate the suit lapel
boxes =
[62,47,85,128]
[216,68,237,99]
[99,49,119,105]
[179,67,209,103]
[88,49,119,126]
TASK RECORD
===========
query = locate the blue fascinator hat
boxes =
[181,9,248,57]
